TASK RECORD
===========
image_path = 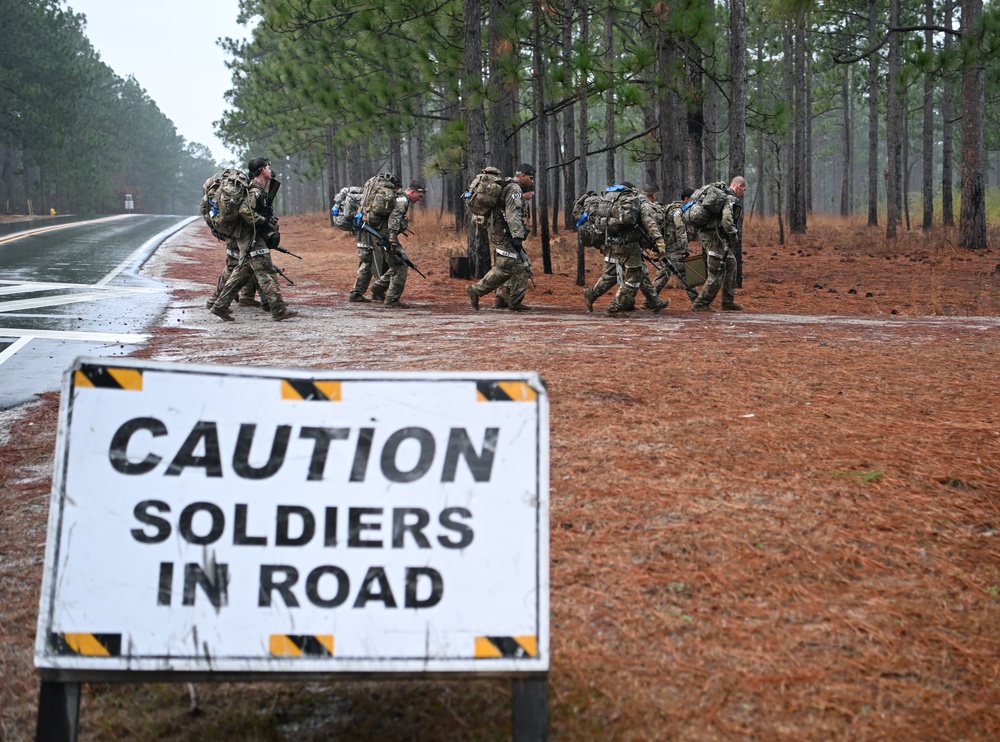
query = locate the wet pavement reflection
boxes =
[0,215,195,409]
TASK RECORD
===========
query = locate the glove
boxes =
[511,238,524,252]
[264,231,281,250]
[654,239,667,256]
[388,240,401,253]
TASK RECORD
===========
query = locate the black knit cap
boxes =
[516,163,536,177]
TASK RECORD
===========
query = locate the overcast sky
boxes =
[65,0,251,164]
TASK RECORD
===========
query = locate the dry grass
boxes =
[1,212,999,741]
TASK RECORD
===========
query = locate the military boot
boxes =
[466,285,480,310]
[210,305,235,322]
[370,286,386,302]
[508,303,532,312]
[271,305,298,321]
[348,293,371,303]
[583,288,595,312]
[494,287,511,309]
[383,299,410,309]
[721,302,744,311]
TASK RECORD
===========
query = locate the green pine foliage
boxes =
[0,0,222,215]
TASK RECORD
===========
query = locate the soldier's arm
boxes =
[504,185,528,241]
[239,189,268,229]
[673,208,689,252]
[387,195,409,241]
[721,196,740,236]
[640,200,666,251]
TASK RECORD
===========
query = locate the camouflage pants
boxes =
[588,254,619,303]
[208,250,260,306]
[608,244,658,312]
[213,250,288,317]
[371,247,408,302]
[692,231,737,308]
[653,253,698,301]
[349,245,376,298]
[470,252,528,306]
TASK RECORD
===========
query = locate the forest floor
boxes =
[2,211,999,740]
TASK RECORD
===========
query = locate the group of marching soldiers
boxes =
[202,157,746,321]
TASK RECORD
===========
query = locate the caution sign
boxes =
[36,359,549,674]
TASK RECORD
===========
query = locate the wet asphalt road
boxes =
[0,214,196,409]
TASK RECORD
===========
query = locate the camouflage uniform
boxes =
[205,239,265,310]
[468,180,530,308]
[365,189,412,306]
[348,235,377,302]
[691,188,741,310]
[652,201,697,302]
[211,179,294,320]
[604,192,668,314]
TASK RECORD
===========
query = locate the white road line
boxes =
[95,216,197,287]
[0,215,130,244]
[0,289,161,314]
[0,328,149,342]
[0,336,32,366]
[0,282,164,297]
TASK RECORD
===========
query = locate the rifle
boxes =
[274,265,295,286]
[518,246,536,289]
[360,222,426,279]
[640,236,695,293]
[270,245,302,260]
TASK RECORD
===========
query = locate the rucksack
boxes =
[681,182,729,228]
[463,166,507,217]
[592,185,641,237]
[201,168,251,240]
[571,190,604,247]
[360,173,401,222]
[331,185,364,231]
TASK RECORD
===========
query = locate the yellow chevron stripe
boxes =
[515,635,538,657]
[474,635,539,658]
[63,633,111,656]
[476,381,537,402]
[280,380,342,401]
[74,370,94,388]
[474,636,503,658]
[269,635,302,656]
[313,381,342,400]
[73,367,142,390]
[268,634,335,656]
[106,367,143,390]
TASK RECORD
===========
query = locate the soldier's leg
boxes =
[651,258,671,294]
[211,261,254,319]
[494,284,511,308]
[692,252,725,310]
[383,252,408,304]
[505,266,530,309]
[608,265,642,314]
[250,253,297,320]
[349,244,374,300]
[370,250,392,301]
[638,261,658,309]
[470,257,516,299]
[206,252,239,308]
[721,252,741,309]
[584,258,618,312]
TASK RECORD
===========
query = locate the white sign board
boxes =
[36,359,548,674]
